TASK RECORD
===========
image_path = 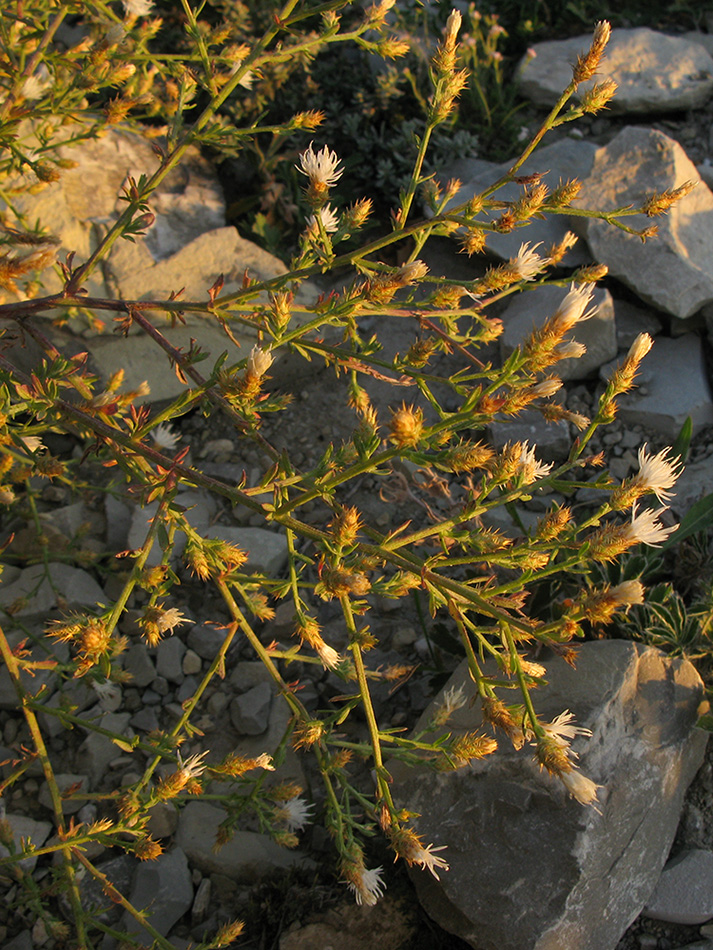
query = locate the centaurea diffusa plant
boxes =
[0,3,693,942]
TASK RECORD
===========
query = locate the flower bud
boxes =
[388,403,424,447]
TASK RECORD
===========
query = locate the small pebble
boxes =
[183,650,202,676]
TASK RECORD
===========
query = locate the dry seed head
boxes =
[405,338,437,367]
[574,263,609,283]
[580,78,618,113]
[493,209,516,233]
[535,734,573,776]
[550,180,582,208]
[443,440,494,474]
[388,403,424,447]
[79,620,112,659]
[134,836,163,860]
[536,505,572,540]
[293,719,326,749]
[445,732,498,767]
[269,292,292,333]
[378,36,411,58]
[213,920,246,947]
[460,228,487,256]
[345,198,373,229]
[572,20,611,84]
[292,109,325,130]
[329,506,363,545]
[513,183,549,221]
[547,230,579,265]
[642,179,697,217]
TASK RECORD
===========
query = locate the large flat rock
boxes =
[574,127,713,319]
[390,641,707,950]
[517,28,713,114]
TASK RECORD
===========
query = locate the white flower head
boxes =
[91,679,122,712]
[123,0,154,17]
[554,340,587,361]
[551,284,597,333]
[516,441,554,484]
[433,684,467,726]
[397,260,429,285]
[530,378,562,398]
[21,436,45,453]
[156,607,191,635]
[21,65,52,102]
[404,840,449,880]
[252,753,275,771]
[247,345,273,378]
[608,580,645,606]
[633,444,682,504]
[627,332,653,363]
[510,242,548,281]
[306,204,340,234]
[151,423,180,451]
[348,866,386,906]
[542,710,592,752]
[297,143,344,189]
[228,61,254,89]
[316,641,342,670]
[275,796,314,833]
[176,749,209,780]
[445,9,462,43]
[625,504,676,547]
[106,23,127,45]
[559,768,602,807]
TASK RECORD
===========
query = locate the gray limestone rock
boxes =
[437,138,597,266]
[0,562,106,620]
[644,849,713,925]
[3,934,32,950]
[500,283,617,379]
[105,493,133,553]
[390,641,707,950]
[600,335,713,439]
[0,814,52,879]
[155,636,186,683]
[187,622,232,660]
[0,630,56,711]
[123,643,156,689]
[517,28,713,114]
[574,127,713,319]
[122,847,193,940]
[202,525,289,576]
[38,773,90,815]
[182,649,202,676]
[130,706,161,733]
[147,801,179,839]
[670,458,713,516]
[127,489,217,567]
[489,411,570,462]
[175,801,307,881]
[230,682,272,735]
[75,712,134,785]
[75,853,139,924]
[613,299,663,349]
